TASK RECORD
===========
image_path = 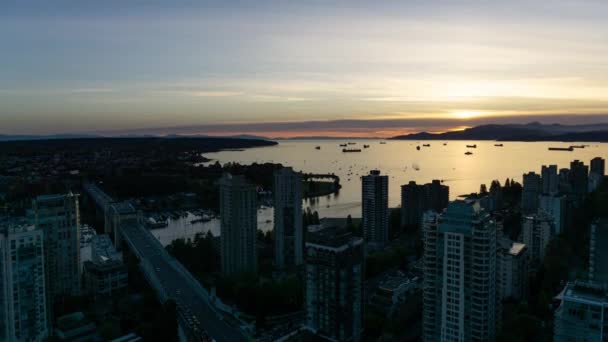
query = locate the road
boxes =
[122,224,248,342]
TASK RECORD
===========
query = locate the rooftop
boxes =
[509,242,527,256]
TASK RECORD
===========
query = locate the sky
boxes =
[1,0,608,137]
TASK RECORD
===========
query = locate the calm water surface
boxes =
[202,140,608,219]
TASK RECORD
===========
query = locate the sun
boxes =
[452,111,482,119]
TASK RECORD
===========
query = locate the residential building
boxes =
[219,173,258,276]
[522,213,555,264]
[569,160,589,202]
[104,202,138,248]
[541,164,558,195]
[32,193,81,320]
[497,238,529,301]
[539,194,567,235]
[305,226,364,342]
[554,281,608,342]
[589,157,605,192]
[0,219,49,341]
[589,219,608,285]
[422,200,498,342]
[522,172,541,214]
[558,168,572,194]
[83,234,128,298]
[400,180,449,228]
[590,157,605,177]
[362,170,389,248]
[273,167,303,269]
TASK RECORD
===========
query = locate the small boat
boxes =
[363,144,370,148]
[416,146,421,150]
[466,144,477,148]
[339,143,347,147]
[342,148,362,153]
[423,144,430,147]
[379,141,387,144]
[348,142,356,145]
[570,145,585,149]
[443,143,447,146]
[494,144,503,147]
[548,147,574,151]
[465,151,473,155]
[315,146,321,150]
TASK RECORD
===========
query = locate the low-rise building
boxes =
[55,312,100,342]
[369,273,421,318]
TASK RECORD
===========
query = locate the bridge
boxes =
[83,183,249,342]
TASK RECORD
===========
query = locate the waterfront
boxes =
[204,139,608,218]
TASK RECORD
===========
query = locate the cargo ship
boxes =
[548,147,574,151]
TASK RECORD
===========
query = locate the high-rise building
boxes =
[589,157,605,192]
[428,179,450,212]
[522,172,541,214]
[32,193,81,317]
[0,220,49,341]
[273,167,303,269]
[521,213,555,264]
[401,181,425,228]
[590,157,605,177]
[558,168,571,193]
[569,160,589,201]
[539,194,567,235]
[83,234,128,298]
[401,180,449,228]
[541,165,558,195]
[105,201,138,248]
[305,226,364,342]
[554,281,608,342]
[362,170,388,248]
[422,200,498,342]
[497,238,528,301]
[589,219,608,285]
[219,173,258,276]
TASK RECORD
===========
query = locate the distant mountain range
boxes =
[390,122,608,142]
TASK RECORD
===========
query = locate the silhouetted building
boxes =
[422,201,498,342]
[0,219,49,341]
[589,219,608,285]
[558,168,571,193]
[569,160,589,202]
[541,164,558,194]
[219,173,257,276]
[589,157,605,192]
[305,226,364,342]
[400,180,449,228]
[273,167,303,269]
[362,170,388,248]
[522,172,541,214]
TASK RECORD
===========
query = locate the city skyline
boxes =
[2,0,608,137]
